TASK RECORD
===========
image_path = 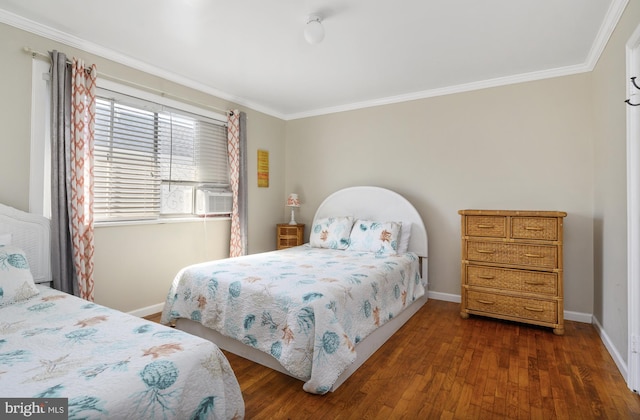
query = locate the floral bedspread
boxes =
[0,286,244,419]
[161,245,424,394]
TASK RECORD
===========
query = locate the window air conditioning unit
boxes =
[194,189,233,216]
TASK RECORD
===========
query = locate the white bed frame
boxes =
[177,186,429,391]
[0,203,51,284]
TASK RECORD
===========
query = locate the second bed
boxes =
[162,186,428,394]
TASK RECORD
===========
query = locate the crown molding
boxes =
[0,1,629,122]
[0,8,286,120]
[284,0,630,120]
[284,63,593,120]
[585,0,629,69]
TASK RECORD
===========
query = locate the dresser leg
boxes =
[460,312,469,319]
[553,327,565,335]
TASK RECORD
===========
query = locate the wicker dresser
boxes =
[459,210,567,335]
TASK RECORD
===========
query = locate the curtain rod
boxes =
[23,46,231,117]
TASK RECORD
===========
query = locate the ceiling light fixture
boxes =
[304,15,325,44]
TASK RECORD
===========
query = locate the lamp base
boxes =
[289,208,297,225]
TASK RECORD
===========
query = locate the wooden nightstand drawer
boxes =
[466,240,557,269]
[279,225,300,236]
[466,290,557,324]
[512,217,558,241]
[466,265,558,295]
[277,224,304,250]
[464,216,506,238]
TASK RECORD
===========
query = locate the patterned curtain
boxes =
[70,58,97,300]
[227,110,248,257]
[49,51,96,301]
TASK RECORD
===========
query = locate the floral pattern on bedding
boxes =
[0,286,244,420]
[161,245,424,394]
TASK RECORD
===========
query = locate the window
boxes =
[94,85,229,222]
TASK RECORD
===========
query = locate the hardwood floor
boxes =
[145,299,640,419]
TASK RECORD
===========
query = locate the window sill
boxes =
[95,215,231,228]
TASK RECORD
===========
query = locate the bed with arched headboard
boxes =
[0,203,244,419]
[166,186,429,393]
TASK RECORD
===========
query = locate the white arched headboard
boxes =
[0,203,51,284]
[313,186,428,259]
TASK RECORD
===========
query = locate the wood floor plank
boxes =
[144,299,640,418]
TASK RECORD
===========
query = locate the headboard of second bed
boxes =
[313,186,428,259]
[0,203,52,284]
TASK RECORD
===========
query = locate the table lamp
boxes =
[287,193,300,225]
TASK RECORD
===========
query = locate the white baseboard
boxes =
[428,290,460,302]
[564,310,593,323]
[128,302,164,318]
[592,316,628,382]
[131,294,594,325]
[133,291,458,320]
[427,292,592,324]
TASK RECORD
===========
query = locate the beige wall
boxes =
[94,219,230,311]
[592,0,640,365]
[286,74,595,316]
[285,2,640,368]
[0,23,287,312]
[0,24,33,210]
[3,4,640,369]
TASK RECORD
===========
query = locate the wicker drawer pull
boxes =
[524,280,545,285]
[524,306,544,312]
[524,226,544,231]
[524,253,544,258]
[477,299,495,305]
[476,224,494,228]
[478,275,495,279]
[477,249,496,254]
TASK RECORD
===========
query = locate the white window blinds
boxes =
[94,89,228,222]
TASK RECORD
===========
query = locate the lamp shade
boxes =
[304,16,324,44]
[287,193,300,207]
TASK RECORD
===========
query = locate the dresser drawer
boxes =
[466,240,557,269]
[466,265,558,295]
[464,216,506,238]
[512,217,558,241]
[466,290,557,324]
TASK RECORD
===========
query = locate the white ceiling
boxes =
[0,0,627,120]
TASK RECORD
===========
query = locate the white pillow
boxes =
[309,216,354,250]
[0,233,11,246]
[349,220,402,255]
[397,222,412,254]
[0,245,39,307]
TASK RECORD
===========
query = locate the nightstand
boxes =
[277,224,305,249]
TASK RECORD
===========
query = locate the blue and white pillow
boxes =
[0,245,39,307]
[309,216,354,250]
[349,220,402,255]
